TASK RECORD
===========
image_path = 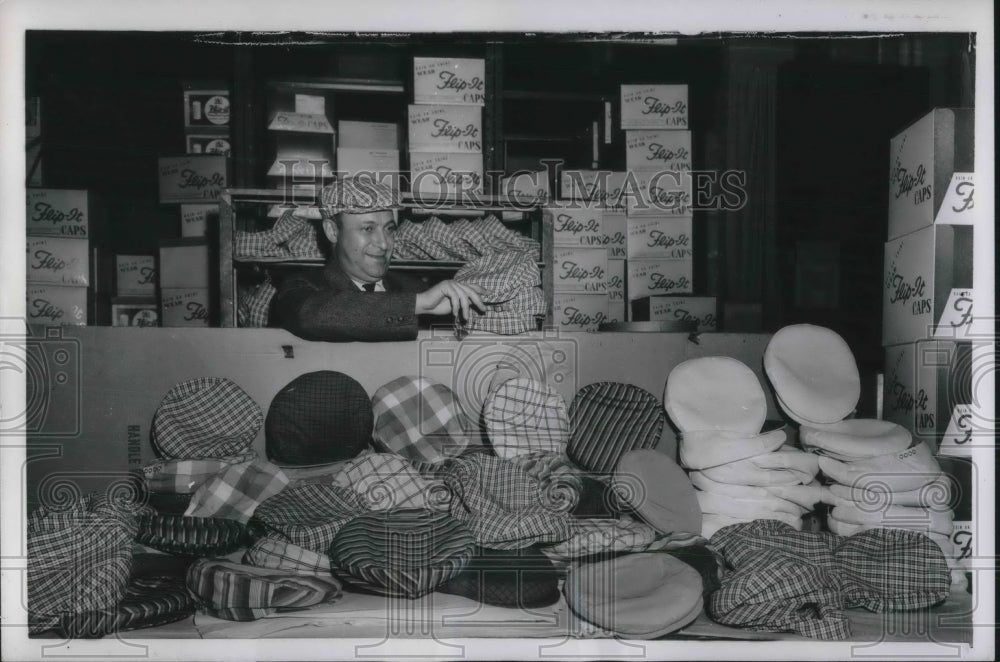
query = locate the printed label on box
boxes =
[161,288,210,327]
[650,296,717,331]
[112,301,159,327]
[267,112,334,134]
[620,84,688,130]
[938,404,974,456]
[607,258,625,303]
[603,212,627,259]
[627,258,693,299]
[932,289,975,340]
[627,216,693,259]
[158,156,228,203]
[26,189,89,238]
[338,121,398,150]
[559,171,628,212]
[185,90,230,127]
[187,135,231,156]
[26,236,89,286]
[180,204,217,238]
[627,170,693,216]
[549,206,604,248]
[410,152,483,197]
[950,521,972,569]
[934,173,976,226]
[413,57,486,105]
[26,284,87,326]
[116,255,157,296]
[625,130,692,172]
[500,171,549,203]
[553,293,609,331]
[408,105,482,152]
[553,248,607,294]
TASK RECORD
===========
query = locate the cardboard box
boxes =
[559,170,628,212]
[553,293,609,332]
[882,224,973,346]
[338,121,398,150]
[160,288,210,327]
[607,299,627,324]
[548,205,604,248]
[500,171,550,204]
[603,212,627,259]
[268,111,335,134]
[408,104,482,153]
[111,297,159,327]
[650,296,718,331]
[268,133,336,181]
[26,236,89,286]
[888,108,974,241]
[25,284,87,326]
[413,57,486,106]
[337,148,400,181]
[883,340,973,451]
[184,89,230,128]
[180,204,217,238]
[159,239,209,289]
[625,130,692,172]
[115,255,157,296]
[552,247,607,294]
[627,258,693,299]
[626,169,693,217]
[620,84,689,130]
[187,134,231,155]
[409,152,483,197]
[158,156,228,203]
[607,258,625,304]
[26,189,89,238]
[627,216,693,259]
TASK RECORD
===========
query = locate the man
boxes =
[272,177,485,342]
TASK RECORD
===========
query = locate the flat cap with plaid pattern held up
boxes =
[152,377,262,459]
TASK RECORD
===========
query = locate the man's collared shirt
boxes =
[350,278,386,293]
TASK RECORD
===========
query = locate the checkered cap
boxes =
[234,211,323,260]
[152,378,263,459]
[135,513,250,557]
[391,219,431,260]
[319,176,399,214]
[27,495,136,634]
[540,517,657,563]
[483,378,569,459]
[330,508,476,598]
[456,250,540,304]
[403,219,453,260]
[186,558,343,621]
[266,371,374,467]
[143,452,256,494]
[371,376,469,465]
[478,215,541,255]
[184,456,290,523]
[243,536,333,575]
[331,452,444,511]
[425,216,478,260]
[442,454,572,549]
[250,483,365,553]
[509,450,585,513]
[237,274,277,328]
[56,576,195,639]
[568,382,665,474]
[440,545,562,608]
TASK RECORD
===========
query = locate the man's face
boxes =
[325,210,397,283]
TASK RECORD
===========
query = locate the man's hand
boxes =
[415,280,487,321]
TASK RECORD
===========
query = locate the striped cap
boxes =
[567,382,665,474]
[371,376,469,465]
[152,378,262,459]
[330,508,475,598]
[483,378,569,459]
[266,371,374,467]
[56,577,195,639]
[319,176,399,215]
[135,513,251,557]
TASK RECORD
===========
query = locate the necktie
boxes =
[362,282,377,293]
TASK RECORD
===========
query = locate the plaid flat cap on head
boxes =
[442,454,572,549]
[243,536,333,575]
[183,455,290,523]
[567,382,665,474]
[371,376,469,466]
[319,176,399,215]
[266,371,374,467]
[331,452,442,511]
[186,558,343,621]
[440,545,562,608]
[614,448,702,536]
[56,576,195,639]
[664,357,768,435]
[250,483,366,553]
[152,377,263,459]
[330,508,476,599]
[135,512,251,557]
[483,378,569,459]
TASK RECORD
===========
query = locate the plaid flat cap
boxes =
[678,428,788,471]
[244,536,333,575]
[697,447,820,486]
[331,452,442,511]
[440,545,562,608]
[509,451,586,514]
[816,441,941,493]
[799,419,912,461]
[540,517,657,564]
[664,357,768,434]
[319,176,399,215]
[184,455,290,523]
[330,508,475,598]
[567,382,665,474]
[143,452,256,495]
[564,553,704,639]
[56,576,194,639]
[371,376,469,466]
[454,250,544,336]
[764,324,861,425]
[237,273,277,328]
[186,558,343,621]
[483,378,569,459]
[152,378,263,459]
[27,495,136,634]
[614,448,702,536]
[442,454,572,549]
[234,211,323,261]
[135,513,251,557]
[425,216,478,260]
[266,371,374,467]
[250,483,365,553]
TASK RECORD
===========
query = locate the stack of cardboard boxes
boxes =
[880,107,976,589]
[25,189,91,326]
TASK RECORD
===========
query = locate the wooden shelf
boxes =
[267,78,405,93]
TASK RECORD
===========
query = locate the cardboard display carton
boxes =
[26,236,89,286]
[548,205,604,248]
[159,239,209,289]
[620,84,689,130]
[160,288,211,327]
[413,57,486,106]
[409,152,483,197]
[552,247,608,294]
[338,121,399,150]
[553,293,609,331]
[627,258,693,299]
[158,156,228,203]
[180,204,217,238]
[408,104,482,152]
[650,296,718,331]
[115,255,157,297]
[26,189,89,238]
[627,216,693,259]
[26,284,87,326]
[625,130,692,172]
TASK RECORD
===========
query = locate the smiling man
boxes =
[272,177,485,342]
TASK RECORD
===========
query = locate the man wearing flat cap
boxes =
[272,177,485,342]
